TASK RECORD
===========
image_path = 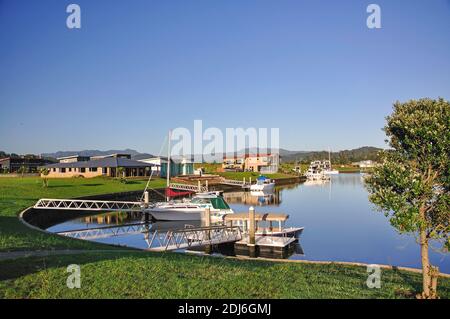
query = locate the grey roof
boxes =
[44,157,155,169]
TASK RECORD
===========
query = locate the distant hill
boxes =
[12,146,382,164]
[41,149,154,160]
[190,146,382,164]
[280,146,383,164]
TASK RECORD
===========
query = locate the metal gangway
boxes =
[56,223,242,251]
[34,198,143,212]
[147,225,242,251]
[168,182,208,193]
[56,222,150,240]
[219,178,251,189]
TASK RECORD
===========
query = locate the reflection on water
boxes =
[47,174,449,272]
[223,189,282,206]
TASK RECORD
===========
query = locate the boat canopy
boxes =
[257,175,269,181]
[209,197,231,210]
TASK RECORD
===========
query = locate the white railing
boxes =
[148,225,242,251]
[57,223,149,240]
[56,223,242,251]
[34,199,143,212]
[169,183,208,192]
[219,178,251,188]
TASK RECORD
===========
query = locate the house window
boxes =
[68,168,72,172]
[80,168,86,173]
[102,167,107,174]
[61,168,66,173]
[89,167,97,172]
[52,168,56,172]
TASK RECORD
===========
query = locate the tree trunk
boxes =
[419,227,435,298]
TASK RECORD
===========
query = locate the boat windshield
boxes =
[190,197,211,205]
[190,196,230,210]
[210,197,230,210]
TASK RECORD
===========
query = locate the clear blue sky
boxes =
[1,0,449,155]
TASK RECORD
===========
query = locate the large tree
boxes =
[365,98,449,299]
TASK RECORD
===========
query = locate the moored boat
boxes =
[250,175,275,192]
[144,192,234,221]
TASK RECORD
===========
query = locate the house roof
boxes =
[44,157,155,169]
[57,155,90,160]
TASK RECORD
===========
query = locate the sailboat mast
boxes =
[328,147,331,166]
[167,130,171,188]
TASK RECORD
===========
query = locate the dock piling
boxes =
[144,191,149,208]
[248,206,257,257]
[202,207,212,254]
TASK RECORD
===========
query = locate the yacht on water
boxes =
[322,149,339,175]
[305,149,338,180]
[250,175,275,192]
[305,160,330,180]
[144,191,234,222]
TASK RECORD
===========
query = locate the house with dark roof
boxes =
[0,156,55,173]
[43,156,155,178]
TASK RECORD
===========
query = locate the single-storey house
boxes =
[43,157,155,178]
[0,156,55,173]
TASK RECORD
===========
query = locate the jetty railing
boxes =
[56,223,149,240]
[148,225,242,251]
[55,223,242,251]
[168,182,208,192]
[219,178,251,188]
[34,199,143,212]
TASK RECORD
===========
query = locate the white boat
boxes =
[250,175,275,192]
[305,161,329,180]
[145,192,234,221]
[322,149,339,175]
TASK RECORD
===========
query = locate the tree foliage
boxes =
[366,98,449,248]
[365,98,449,297]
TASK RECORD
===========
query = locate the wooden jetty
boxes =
[171,174,252,191]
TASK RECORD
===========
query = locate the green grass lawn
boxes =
[1,251,449,298]
[0,176,165,251]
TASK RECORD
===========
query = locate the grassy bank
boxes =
[0,176,165,251]
[1,251,449,298]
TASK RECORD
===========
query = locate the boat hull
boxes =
[147,207,233,222]
[148,209,202,221]
[250,183,275,192]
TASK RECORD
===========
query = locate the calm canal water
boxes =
[47,174,449,273]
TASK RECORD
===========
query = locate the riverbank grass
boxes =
[1,251,449,298]
[0,176,165,251]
